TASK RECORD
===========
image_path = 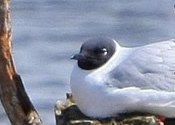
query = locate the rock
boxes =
[55,93,164,125]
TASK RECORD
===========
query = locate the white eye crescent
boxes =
[102,48,108,55]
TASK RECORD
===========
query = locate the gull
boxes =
[70,37,175,118]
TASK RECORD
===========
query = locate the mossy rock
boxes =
[55,94,163,125]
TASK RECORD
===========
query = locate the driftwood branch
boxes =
[0,0,43,125]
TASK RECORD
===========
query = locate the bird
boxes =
[70,37,175,118]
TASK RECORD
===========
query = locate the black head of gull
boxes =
[71,38,116,70]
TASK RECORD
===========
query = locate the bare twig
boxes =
[0,0,43,125]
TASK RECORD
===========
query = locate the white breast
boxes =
[70,64,128,117]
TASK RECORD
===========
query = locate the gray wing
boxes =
[108,39,175,91]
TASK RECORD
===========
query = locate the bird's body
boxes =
[71,38,175,118]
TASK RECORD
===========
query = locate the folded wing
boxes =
[108,39,175,91]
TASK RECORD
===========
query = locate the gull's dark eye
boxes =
[101,48,107,55]
[94,48,108,56]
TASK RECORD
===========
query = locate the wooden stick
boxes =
[0,0,43,125]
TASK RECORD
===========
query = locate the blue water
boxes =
[0,0,175,124]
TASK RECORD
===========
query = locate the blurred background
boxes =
[0,0,175,125]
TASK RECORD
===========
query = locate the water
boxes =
[0,0,175,124]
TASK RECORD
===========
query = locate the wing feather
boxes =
[108,39,175,91]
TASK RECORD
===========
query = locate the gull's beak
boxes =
[71,53,85,60]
